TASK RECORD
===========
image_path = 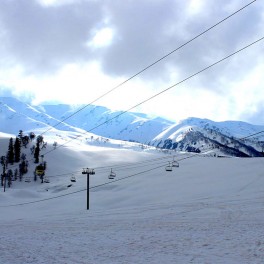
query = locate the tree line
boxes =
[1,130,47,189]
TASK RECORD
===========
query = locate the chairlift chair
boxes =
[70,176,76,182]
[165,162,173,172]
[172,160,179,167]
[108,168,116,179]
[35,164,45,176]
[172,156,179,167]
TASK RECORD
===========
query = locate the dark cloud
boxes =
[100,0,186,78]
[0,0,104,74]
[0,0,263,88]
[101,0,264,89]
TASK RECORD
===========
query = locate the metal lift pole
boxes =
[82,168,95,210]
[87,171,90,210]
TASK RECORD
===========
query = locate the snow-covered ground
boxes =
[0,131,264,264]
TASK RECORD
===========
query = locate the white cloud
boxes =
[87,27,114,48]
[0,0,264,124]
[188,0,205,15]
[36,0,80,7]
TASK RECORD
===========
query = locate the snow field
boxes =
[0,134,264,263]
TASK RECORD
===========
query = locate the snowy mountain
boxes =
[36,103,174,144]
[1,122,264,263]
[153,118,264,157]
[1,98,264,263]
[1,96,264,157]
[0,97,89,134]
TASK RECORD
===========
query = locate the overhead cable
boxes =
[41,35,264,157]
[39,0,257,135]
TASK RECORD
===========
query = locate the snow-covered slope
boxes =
[0,131,264,263]
[1,96,264,157]
[0,97,87,134]
[152,117,264,157]
[38,103,173,143]
[0,97,173,143]
[154,117,264,141]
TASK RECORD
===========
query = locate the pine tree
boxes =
[7,138,14,164]
[18,153,28,179]
[14,137,21,163]
[0,174,3,187]
[34,142,40,163]
[29,132,36,141]
[19,160,28,178]
[18,130,23,140]
[22,136,29,148]
[34,171,37,181]
[7,169,13,187]
[37,135,44,145]
[21,153,26,161]
[14,168,18,181]
[19,165,23,181]
[1,156,6,186]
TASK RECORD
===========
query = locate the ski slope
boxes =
[0,131,264,264]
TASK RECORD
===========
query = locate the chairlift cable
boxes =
[3,1,261,173]
[37,0,257,137]
[5,11,263,172]
[2,135,262,208]
[39,35,264,159]
[0,162,168,207]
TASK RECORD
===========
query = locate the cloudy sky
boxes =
[0,0,264,124]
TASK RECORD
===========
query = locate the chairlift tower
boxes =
[82,168,95,210]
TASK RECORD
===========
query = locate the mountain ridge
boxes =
[1,96,264,157]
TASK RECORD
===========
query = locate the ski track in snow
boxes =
[1,197,264,264]
[1,131,264,263]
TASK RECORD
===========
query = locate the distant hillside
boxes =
[1,96,264,157]
[152,118,264,156]
[0,97,86,134]
[37,103,173,143]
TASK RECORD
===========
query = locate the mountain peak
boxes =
[1,96,264,157]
